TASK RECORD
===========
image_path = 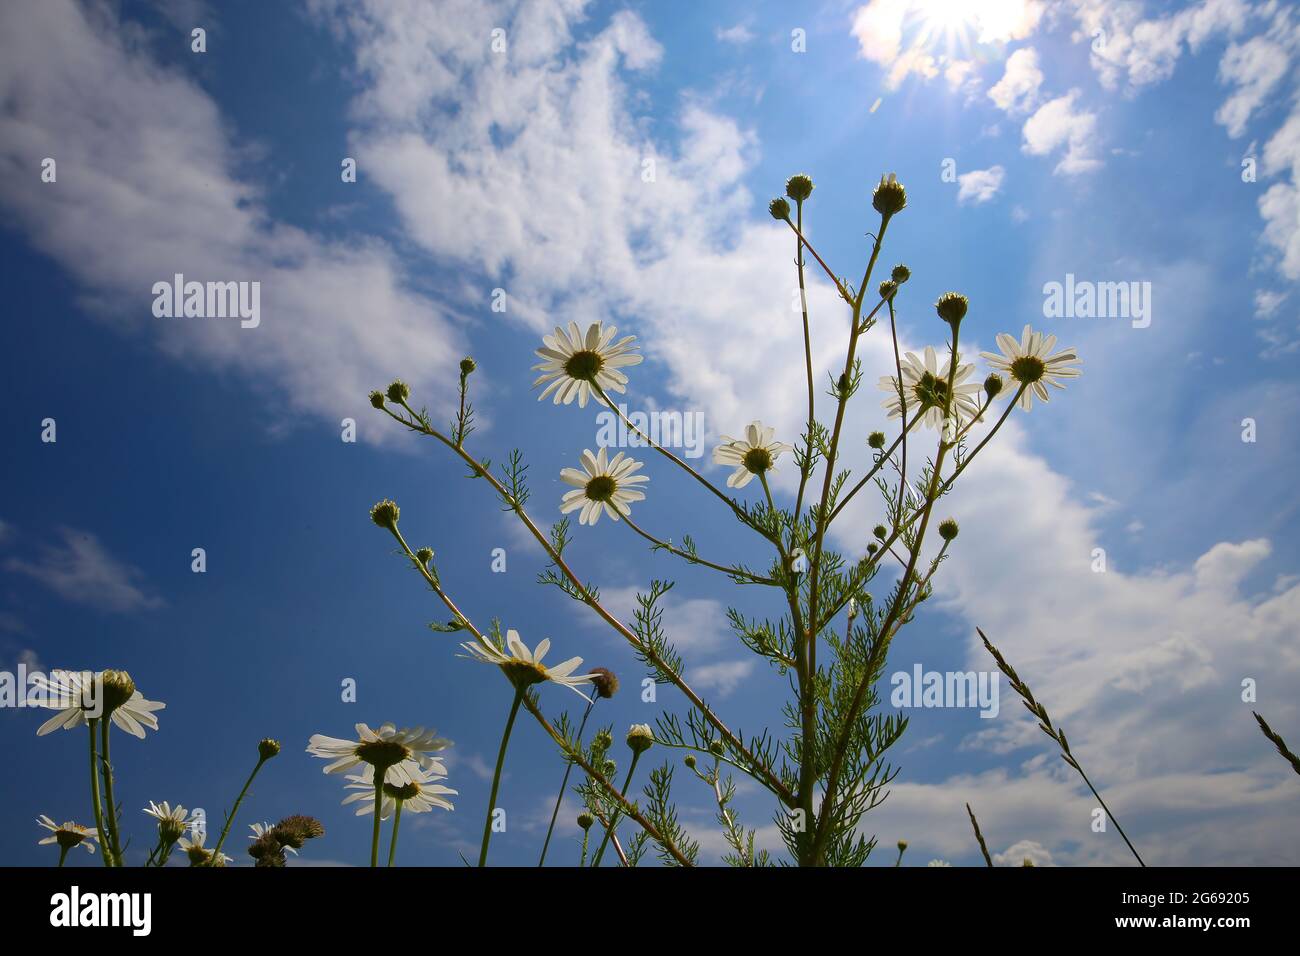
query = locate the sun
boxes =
[909,0,1039,50]
[914,0,979,33]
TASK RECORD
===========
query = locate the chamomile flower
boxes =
[249,821,298,855]
[307,723,452,783]
[712,421,793,489]
[37,816,97,854]
[878,346,982,430]
[28,669,165,738]
[178,832,231,866]
[460,628,597,700]
[559,447,648,525]
[533,321,643,407]
[143,801,196,843]
[341,767,457,819]
[980,325,1082,410]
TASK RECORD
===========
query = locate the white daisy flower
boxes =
[249,821,298,855]
[37,815,97,854]
[178,832,231,866]
[341,767,457,819]
[980,325,1081,411]
[28,669,165,739]
[460,628,597,700]
[143,800,197,842]
[307,723,452,784]
[878,346,982,431]
[711,421,793,489]
[533,320,643,407]
[559,447,648,525]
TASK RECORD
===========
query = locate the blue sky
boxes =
[1,0,1298,866]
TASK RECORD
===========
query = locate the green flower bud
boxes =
[626,723,655,755]
[577,811,595,830]
[258,738,281,761]
[935,292,968,326]
[386,380,410,403]
[369,499,400,530]
[785,174,814,202]
[938,519,959,542]
[768,197,791,220]
[867,542,879,554]
[873,525,887,540]
[708,739,725,757]
[593,729,613,752]
[879,279,897,300]
[872,173,907,217]
[684,754,697,769]
[891,264,911,283]
[984,373,1004,400]
[897,839,908,851]
[459,357,477,376]
[368,390,385,409]
[415,547,434,566]
[868,431,886,450]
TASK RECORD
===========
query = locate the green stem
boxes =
[209,756,267,864]
[579,829,590,867]
[370,768,386,867]
[58,845,69,867]
[538,699,594,866]
[591,752,640,867]
[100,719,123,866]
[479,687,524,867]
[387,800,404,867]
[88,720,111,868]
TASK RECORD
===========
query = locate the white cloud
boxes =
[716,23,754,45]
[1215,36,1289,138]
[689,659,756,697]
[956,165,1006,204]
[1254,289,1288,318]
[987,47,1043,114]
[1021,90,1102,174]
[4,528,163,613]
[0,0,469,440]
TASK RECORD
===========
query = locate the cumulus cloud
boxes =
[988,47,1043,114]
[957,165,1006,204]
[1215,36,1289,138]
[1021,90,1102,174]
[0,0,468,440]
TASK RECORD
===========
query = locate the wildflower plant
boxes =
[367,170,1086,866]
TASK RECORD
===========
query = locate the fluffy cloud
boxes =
[1021,90,1102,174]
[0,0,468,439]
[1215,36,1290,138]
[957,165,1006,204]
[987,47,1043,114]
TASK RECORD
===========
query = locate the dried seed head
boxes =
[589,667,619,699]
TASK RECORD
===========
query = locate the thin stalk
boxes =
[479,687,525,867]
[100,720,123,866]
[623,516,777,584]
[579,829,591,866]
[58,845,70,867]
[209,755,268,864]
[370,768,386,867]
[538,698,594,866]
[88,720,112,868]
[387,800,404,867]
[591,752,641,866]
